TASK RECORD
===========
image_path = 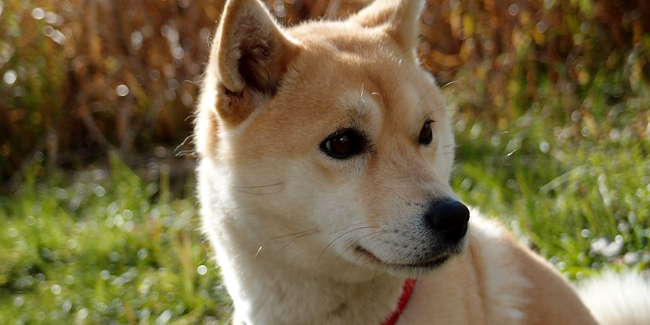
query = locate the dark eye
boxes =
[320,129,366,159]
[419,120,434,145]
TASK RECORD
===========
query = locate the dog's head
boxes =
[196,0,469,279]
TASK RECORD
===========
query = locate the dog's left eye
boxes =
[320,129,366,160]
[419,120,434,145]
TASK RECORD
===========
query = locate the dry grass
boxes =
[1,0,648,182]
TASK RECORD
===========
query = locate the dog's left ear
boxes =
[349,0,424,60]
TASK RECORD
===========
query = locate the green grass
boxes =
[0,153,230,324]
[447,56,650,278]
[2,73,649,324]
[451,107,650,278]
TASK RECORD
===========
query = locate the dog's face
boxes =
[196,0,469,279]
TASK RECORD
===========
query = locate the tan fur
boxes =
[195,0,646,324]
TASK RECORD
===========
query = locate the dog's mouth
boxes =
[354,246,451,270]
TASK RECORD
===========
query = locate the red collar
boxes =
[381,278,417,325]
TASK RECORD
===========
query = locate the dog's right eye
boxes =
[320,129,366,160]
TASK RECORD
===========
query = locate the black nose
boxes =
[424,200,470,243]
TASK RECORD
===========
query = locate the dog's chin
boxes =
[353,245,462,275]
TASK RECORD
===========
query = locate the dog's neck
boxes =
[209,213,406,324]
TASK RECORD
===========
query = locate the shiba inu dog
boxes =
[194,0,650,323]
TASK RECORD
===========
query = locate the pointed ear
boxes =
[209,0,299,122]
[349,0,424,57]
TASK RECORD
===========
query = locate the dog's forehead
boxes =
[281,23,440,127]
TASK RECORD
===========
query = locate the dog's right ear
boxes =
[210,0,299,125]
[349,0,424,61]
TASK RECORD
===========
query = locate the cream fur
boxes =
[578,272,650,325]
[194,0,650,324]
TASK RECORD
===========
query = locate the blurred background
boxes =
[1,0,649,324]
